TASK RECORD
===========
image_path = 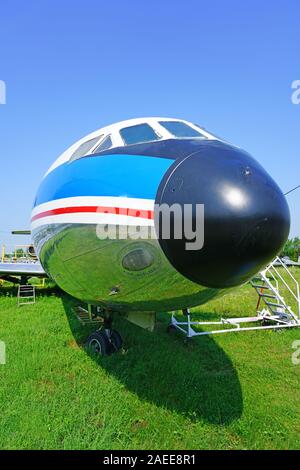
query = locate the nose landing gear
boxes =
[86,312,123,356]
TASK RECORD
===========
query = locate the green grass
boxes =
[0,271,300,450]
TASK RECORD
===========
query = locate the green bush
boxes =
[281,237,300,261]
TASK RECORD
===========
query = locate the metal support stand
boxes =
[169,257,300,338]
[73,305,103,326]
[17,285,36,306]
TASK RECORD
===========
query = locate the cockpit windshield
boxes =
[70,136,102,161]
[120,123,161,146]
[93,135,113,153]
[158,121,207,139]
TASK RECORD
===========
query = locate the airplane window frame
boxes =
[158,121,207,139]
[69,135,103,162]
[193,123,225,142]
[93,134,113,153]
[119,123,162,146]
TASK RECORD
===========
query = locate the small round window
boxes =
[122,248,154,272]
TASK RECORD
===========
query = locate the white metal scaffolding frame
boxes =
[170,257,300,338]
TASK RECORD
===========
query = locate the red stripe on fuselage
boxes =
[31,206,155,222]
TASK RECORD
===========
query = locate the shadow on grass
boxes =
[62,296,243,425]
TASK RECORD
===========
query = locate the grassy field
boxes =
[0,271,300,450]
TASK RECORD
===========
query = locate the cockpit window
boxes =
[120,123,161,146]
[70,136,102,161]
[194,124,222,141]
[93,135,113,153]
[158,121,206,139]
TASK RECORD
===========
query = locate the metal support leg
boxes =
[103,312,113,339]
[87,304,92,321]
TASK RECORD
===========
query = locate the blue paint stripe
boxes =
[34,154,173,207]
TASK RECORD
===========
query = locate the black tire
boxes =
[109,330,123,352]
[86,331,110,356]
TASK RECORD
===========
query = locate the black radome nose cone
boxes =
[155,143,290,288]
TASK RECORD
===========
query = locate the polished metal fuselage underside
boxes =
[34,223,224,312]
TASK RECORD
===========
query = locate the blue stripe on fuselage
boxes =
[34,154,174,207]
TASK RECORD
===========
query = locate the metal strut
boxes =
[103,312,113,339]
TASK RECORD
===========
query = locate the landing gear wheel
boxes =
[86,329,123,356]
[109,330,123,353]
[86,331,110,356]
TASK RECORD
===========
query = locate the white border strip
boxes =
[32,196,155,217]
[31,213,154,230]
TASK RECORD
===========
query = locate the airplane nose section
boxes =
[155,143,290,288]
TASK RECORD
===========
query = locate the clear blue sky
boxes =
[0,0,299,251]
